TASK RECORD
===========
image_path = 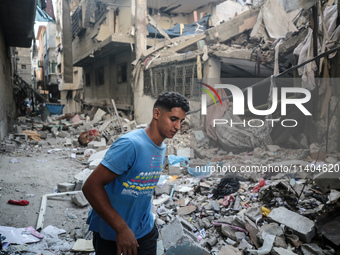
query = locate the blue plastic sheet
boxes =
[168,155,189,167]
[147,14,210,38]
[46,104,64,115]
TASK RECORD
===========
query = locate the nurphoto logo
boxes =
[200,83,312,128]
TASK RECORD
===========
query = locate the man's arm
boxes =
[82,163,139,255]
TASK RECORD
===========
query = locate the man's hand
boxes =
[116,226,139,255]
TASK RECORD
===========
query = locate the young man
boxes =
[82,92,190,255]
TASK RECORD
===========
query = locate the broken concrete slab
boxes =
[88,138,107,150]
[217,245,242,255]
[221,225,237,241]
[98,120,112,132]
[177,205,196,216]
[176,148,194,159]
[161,218,209,255]
[92,108,106,122]
[272,247,298,255]
[268,207,316,242]
[313,169,340,193]
[71,192,89,207]
[257,223,287,248]
[206,9,259,43]
[155,182,171,196]
[58,182,76,192]
[88,149,108,162]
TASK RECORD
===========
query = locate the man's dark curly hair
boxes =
[154,92,190,112]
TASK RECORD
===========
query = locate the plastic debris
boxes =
[8,199,29,206]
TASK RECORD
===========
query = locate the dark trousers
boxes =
[93,224,158,255]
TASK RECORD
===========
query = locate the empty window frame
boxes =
[85,72,91,87]
[117,63,127,83]
[95,67,104,86]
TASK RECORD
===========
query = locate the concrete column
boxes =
[133,0,153,124]
[203,56,221,83]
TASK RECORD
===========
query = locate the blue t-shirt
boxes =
[86,129,166,241]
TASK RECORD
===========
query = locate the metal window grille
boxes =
[143,59,198,98]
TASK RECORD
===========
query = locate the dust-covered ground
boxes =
[0,135,92,254]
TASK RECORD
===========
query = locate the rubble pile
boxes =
[1,107,339,254]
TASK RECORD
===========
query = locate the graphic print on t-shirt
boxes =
[121,155,163,197]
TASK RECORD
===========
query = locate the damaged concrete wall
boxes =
[116,0,132,34]
[16,47,32,85]
[83,50,134,110]
[149,14,190,30]
[60,67,83,114]
[0,25,16,141]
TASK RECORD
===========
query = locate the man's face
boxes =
[155,107,186,139]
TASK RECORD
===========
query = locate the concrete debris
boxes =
[268,207,316,243]
[2,78,340,255]
[71,192,89,207]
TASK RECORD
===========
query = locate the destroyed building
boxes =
[1,0,340,254]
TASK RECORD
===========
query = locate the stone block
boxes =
[221,225,237,241]
[268,207,315,242]
[71,192,89,207]
[5,143,16,152]
[161,218,209,255]
[58,182,75,192]
[155,182,171,196]
[176,148,194,159]
[313,169,340,193]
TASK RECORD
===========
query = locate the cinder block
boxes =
[268,207,315,243]
[161,218,209,255]
[58,182,75,192]
[71,192,89,207]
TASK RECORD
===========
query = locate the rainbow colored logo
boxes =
[198,82,222,106]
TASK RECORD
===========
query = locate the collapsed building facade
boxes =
[69,0,340,153]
